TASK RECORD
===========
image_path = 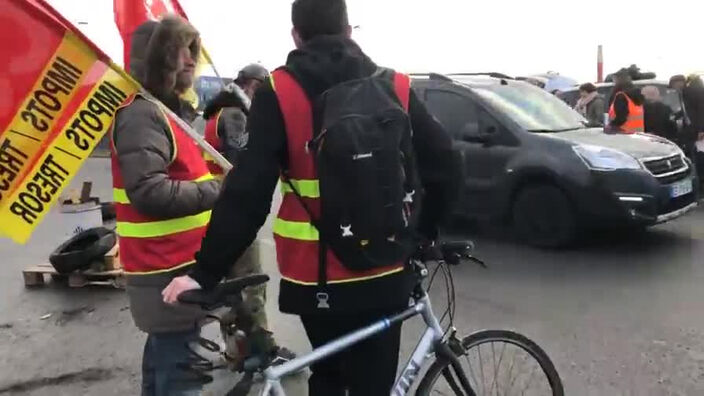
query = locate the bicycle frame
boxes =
[259,291,446,396]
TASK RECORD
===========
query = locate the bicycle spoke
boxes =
[504,348,520,395]
[478,344,486,395]
[520,363,539,395]
[465,350,480,392]
[489,341,507,396]
[488,342,497,396]
[511,352,533,395]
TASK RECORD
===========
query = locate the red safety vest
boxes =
[609,91,644,134]
[269,69,411,285]
[203,109,225,177]
[110,94,213,274]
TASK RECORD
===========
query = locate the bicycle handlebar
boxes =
[178,274,269,310]
[419,240,485,267]
[177,240,482,310]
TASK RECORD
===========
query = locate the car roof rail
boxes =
[447,72,514,80]
[428,73,453,82]
[408,72,452,81]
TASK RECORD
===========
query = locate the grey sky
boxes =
[49,0,704,83]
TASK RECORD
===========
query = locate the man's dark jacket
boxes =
[190,36,460,314]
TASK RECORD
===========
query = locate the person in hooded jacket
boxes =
[201,64,269,176]
[111,17,219,395]
[201,64,296,364]
[162,0,460,394]
[607,68,645,133]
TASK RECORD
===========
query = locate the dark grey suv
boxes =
[413,74,699,247]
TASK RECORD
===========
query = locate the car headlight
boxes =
[573,144,642,170]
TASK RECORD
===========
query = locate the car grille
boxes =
[658,168,691,185]
[641,154,688,179]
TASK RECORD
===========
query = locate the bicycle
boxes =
[179,241,565,395]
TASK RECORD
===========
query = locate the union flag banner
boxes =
[0,0,228,244]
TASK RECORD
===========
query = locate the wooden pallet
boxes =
[23,244,125,289]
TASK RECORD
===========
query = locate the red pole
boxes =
[597,45,604,83]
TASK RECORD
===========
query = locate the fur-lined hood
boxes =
[128,16,200,98]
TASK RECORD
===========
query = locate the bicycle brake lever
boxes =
[468,256,488,269]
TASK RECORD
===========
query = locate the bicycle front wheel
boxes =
[416,330,564,396]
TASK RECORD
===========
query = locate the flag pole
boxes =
[597,45,604,83]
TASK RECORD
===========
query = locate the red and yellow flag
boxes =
[0,0,140,243]
[113,0,219,108]
[113,0,187,71]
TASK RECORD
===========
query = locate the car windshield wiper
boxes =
[527,126,583,133]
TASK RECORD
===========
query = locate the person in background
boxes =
[668,75,689,148]
[574,83,605,126]
[641,86,677,141]
[669,75,686,92]
[202,64,269,177]
[682,75,704,187]
[200,64,296,364]
[607,68,644,133]
[112,17,220,395]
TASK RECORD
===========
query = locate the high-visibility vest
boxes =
[110,94,213,275]
[609,91,644,133]
[203,109,225,177]
[269,69,410,286]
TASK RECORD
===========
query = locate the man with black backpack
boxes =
[163,0,459,393]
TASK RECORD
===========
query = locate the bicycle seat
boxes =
[178,274,270,310]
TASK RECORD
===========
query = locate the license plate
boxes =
[670,178,693,198]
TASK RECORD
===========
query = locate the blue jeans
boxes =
[141,329,202,396]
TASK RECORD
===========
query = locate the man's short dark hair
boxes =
[579,83,597,93]
[292,0,349,42]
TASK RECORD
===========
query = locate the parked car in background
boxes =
[517,72,577,93]
[412,73,698,247]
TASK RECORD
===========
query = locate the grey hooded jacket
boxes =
[113,20,219,333]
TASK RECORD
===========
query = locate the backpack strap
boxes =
[393,72,411,111]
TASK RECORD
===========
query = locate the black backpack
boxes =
[284,68,422,276]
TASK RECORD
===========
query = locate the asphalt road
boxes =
[1,158,703,395]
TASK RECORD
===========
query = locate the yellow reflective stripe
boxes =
[113,173,213,205]
[113,188,129,204]
[280,179,320,198]
[273,218,318,241]
[282,266,404,286]
[124,260,195,275]
[117,210,211,238]
[195,173,214,182]
[270,75,276,91]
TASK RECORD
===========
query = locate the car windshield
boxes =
[473,83,587,132]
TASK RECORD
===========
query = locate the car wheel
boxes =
[512,185,577,248]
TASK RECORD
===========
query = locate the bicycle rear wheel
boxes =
[416,330,563,396]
